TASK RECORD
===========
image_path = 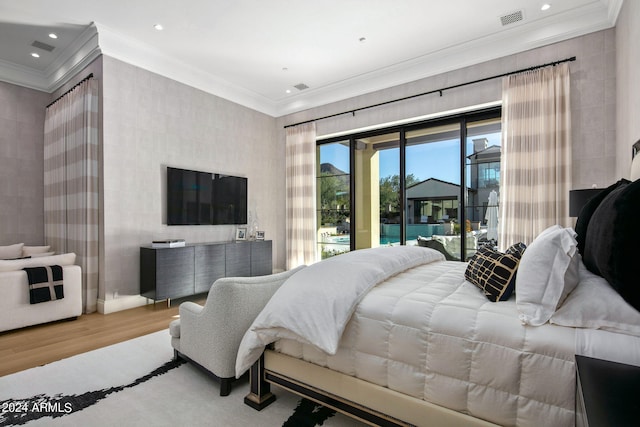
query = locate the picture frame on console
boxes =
[236,227,247,241]
[256,231,265,240]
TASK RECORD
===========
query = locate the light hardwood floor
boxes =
[0,297,205,377]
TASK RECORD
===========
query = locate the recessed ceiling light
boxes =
[153,24,164,31]
[31,52,40,58]
[48,33,58,39]
[359,37,367,43]
[286,89,291,94]
[541,4,551,11]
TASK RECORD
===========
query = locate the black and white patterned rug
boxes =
[0,331,362,427]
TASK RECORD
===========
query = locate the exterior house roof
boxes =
[467,145,501,161]
[406,178,461,200]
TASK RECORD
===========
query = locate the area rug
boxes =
[0,330,365,426]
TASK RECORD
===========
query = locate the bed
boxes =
[235,175,640,426]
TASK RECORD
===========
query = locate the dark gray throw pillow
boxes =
[575,179,629,255]
[583,178,640,311]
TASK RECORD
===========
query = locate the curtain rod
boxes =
[284,56,576,129]
[46,73,94,109]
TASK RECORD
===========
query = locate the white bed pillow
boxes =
[0,243,24,260]
[551,262,640,337]
[0,252,76,272]
[30,251,56,258]
[22,245,51,256]
[516,225,580,326]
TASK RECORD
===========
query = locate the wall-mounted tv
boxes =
[167,166,247,225]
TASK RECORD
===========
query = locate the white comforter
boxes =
[236,245,593,426]
[235,245,445,376]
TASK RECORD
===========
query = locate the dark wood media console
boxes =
[140,240,272,304]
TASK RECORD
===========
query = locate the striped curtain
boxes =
[285,123,317,269]
[44,78,100,313]
[499,63,571,250]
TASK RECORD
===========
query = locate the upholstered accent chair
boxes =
[169,265,306,396]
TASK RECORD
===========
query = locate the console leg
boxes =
[244,353,276,410]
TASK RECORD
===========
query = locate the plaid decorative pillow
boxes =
[465,246,520,302]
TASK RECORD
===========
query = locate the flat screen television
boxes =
[167,167,247,225]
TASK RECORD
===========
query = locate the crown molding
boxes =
[0,24,100,94]
[272,1,620,117]
[0,1,621,116]
[93,22,279,116]
[607,0,624,23]
[45,23,101,93]
[0,58,48,92]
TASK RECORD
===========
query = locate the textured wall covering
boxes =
[101,56,279,305]
[0,82,49,245]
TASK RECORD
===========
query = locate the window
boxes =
[478,162,500,188]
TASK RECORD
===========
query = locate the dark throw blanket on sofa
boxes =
[23,265,64,304]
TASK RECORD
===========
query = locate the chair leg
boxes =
[220,377,233,396]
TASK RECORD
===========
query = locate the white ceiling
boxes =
[0,0,622,117]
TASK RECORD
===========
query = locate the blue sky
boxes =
[321,132,501,185]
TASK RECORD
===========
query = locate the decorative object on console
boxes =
[248,209,259,240]
[256,231,265,241]
[151,239,185,248]
[236,227,247,241]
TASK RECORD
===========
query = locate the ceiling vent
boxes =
[294,83,309,91]
[31,40,55,52]
[500,10,524,26]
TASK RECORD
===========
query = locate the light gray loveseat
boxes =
[169,265,306,396]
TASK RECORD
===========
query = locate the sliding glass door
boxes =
[354,132,400,250]
[465,117,502,250]
[405,122,462,258]
[317,140,351,259]
[316,108,501,260]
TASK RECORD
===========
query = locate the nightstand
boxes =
[575,355,640,427]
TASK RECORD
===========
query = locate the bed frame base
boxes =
[243,353,276,410]
[264,369,408,427]
[245,350,499,427]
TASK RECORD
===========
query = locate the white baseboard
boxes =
[97,295,150,314]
